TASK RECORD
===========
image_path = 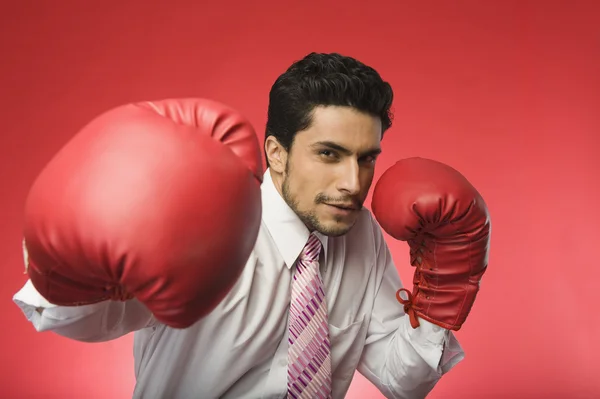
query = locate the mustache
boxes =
[315,194,363,210]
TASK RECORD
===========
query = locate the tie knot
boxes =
[300,234,322,263]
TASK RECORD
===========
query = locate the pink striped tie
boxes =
[287,234,332,399]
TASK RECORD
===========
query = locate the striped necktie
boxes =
[287,233,332,399]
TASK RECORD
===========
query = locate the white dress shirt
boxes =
[13,169,465,399]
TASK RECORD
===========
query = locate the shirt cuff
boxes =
[13,280,57,309]
[404,316,465,374]
[13,280,57,331]
[408,317,448,345]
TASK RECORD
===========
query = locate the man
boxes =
[14,52,488,398]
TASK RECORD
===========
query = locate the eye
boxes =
[319,150,337,158]
[361,155,377,164]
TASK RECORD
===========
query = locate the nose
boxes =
[336,160,361,196]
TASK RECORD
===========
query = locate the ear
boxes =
[264,136,288,174]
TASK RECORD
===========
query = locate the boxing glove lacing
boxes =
[396,237,433,329]
[396,288,420,328]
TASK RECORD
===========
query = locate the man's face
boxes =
[275,106,382,237]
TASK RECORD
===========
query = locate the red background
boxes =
[1,1,598,398]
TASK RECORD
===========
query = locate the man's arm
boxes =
[357,229,464,398]
[13,279,155,343]
[359,157,491,397]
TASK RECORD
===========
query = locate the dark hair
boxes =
[265,52,394,165]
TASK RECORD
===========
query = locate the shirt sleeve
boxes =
[356,219,465,399]
[13,279,156,342]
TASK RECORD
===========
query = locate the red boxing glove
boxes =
[23,98,263,329]
[371,157,491,331]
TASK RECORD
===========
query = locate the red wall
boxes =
[1,1,598,398]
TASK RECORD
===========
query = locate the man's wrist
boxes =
[406,316,449,346]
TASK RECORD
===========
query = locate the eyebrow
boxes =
[311,141,382,158]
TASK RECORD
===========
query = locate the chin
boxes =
[316,219,356,237]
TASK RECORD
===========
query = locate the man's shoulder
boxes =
[324,208,388,269]
[356,207,381,232]
[342,207,382,242]
[342,207,389,253]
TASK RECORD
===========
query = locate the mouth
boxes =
[327,203,358,210]
[324,203,361,213]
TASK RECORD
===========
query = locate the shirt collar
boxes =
[260,169,328,269]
